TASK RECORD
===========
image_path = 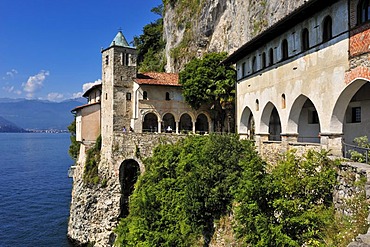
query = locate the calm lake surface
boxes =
[0,133,73,247]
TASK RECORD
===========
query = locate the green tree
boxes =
[179,52,236,132]
[233,150,338,246]
[114,134,252,246]
[67,119,79,161]
[133,5,165,72]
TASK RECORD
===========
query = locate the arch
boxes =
[269,48,274,66]
[288,95,321,143]
[252,56,257,73]
[281,39,289,61]
[179,113,192,133]
[261,52,266,69]
[142,112,158,132]
[162,113,175,133]
[358,0,370,24]
[119,159,140,218]
[240,106,255,139]
[331,79,370,143]
[301,28,310,51]
[196,113,209,134]
[260,102,281,141]
[322,15,332,42]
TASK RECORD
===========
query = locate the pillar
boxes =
[320,132,343,157]
[175,121,179,134]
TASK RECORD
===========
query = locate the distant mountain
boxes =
[0,98,86,130]
[0,116,27,132]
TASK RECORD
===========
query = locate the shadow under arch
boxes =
[142,111,159,132]
[330,78,368,134]
[195,113,209,134]
[287,94,321,143]
[119,159,141,218]
[240,106,255,139]
[260,102,281,141]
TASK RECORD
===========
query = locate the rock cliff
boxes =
[163,0,307,72]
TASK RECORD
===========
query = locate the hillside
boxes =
[0,116,27,133]
[0,98,84,130]
[163,0,306,72]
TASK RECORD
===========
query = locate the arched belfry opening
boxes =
[119,159,140,218]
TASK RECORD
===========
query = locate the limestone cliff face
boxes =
[163,0,307,72]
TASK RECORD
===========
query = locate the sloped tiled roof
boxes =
[135,72,180,87]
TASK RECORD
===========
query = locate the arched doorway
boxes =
[261,102,281,141]
[240,106,255,139]
[195,114,209,134]
[288,95,321,143]
[119,159,140,218]
[179,113,192,133]
[342,82,370,143]
[142,112,158,132]
[269,107,282,141]
[162,113,175,133]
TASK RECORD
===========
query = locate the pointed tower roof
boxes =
[110,30,130,48]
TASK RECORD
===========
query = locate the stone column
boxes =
[320,132,343,157]
[175,121,179,134]
[158,121,162,133]
[281,133,299,153]
[254,133,269,154]
[192,121,196,134]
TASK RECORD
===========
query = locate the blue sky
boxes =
[0,0,162,101]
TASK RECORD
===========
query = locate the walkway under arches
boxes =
[240,106,255,139]
[260,102,281,141]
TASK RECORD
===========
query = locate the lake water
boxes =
[0,133,74,247]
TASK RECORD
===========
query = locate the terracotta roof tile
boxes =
[135,72,180,86]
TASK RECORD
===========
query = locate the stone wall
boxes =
[68,132,186,246]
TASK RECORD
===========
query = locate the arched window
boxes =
[301,28,310,51]
[252,56,257,73]
[281,39,289,61]
[165,92,170,101]
[143,91,148,100]
[242,62,246,77]
[256,99,259,111]
[269,48,274,66]
[358,0,370,24]
[322,16,332,42]
[282,94,286,109]
[261,52,266,69]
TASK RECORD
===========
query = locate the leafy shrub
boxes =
[348,136,370,163]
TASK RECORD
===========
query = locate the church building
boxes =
[72,31,212,146]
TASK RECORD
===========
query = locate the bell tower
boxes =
[100,30,137,149]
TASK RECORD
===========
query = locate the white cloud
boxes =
[82,79,102,93]
[71,79,101,99]
[47,92,64,102]
[72,92,83,98]
[2,69,18,80]
[22,70,49,98]
[3,86,22,95]
[6,69,18,77]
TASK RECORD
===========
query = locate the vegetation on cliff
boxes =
[179,52,236,132]
[67,119,79,161]
[133,5,165,72]
[113,135,367,246]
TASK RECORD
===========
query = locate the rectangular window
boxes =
[352,107,361,123]
[126,92,131,101]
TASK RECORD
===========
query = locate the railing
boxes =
[342,141,370,164]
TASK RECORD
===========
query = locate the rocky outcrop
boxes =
[163,0,307,72]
